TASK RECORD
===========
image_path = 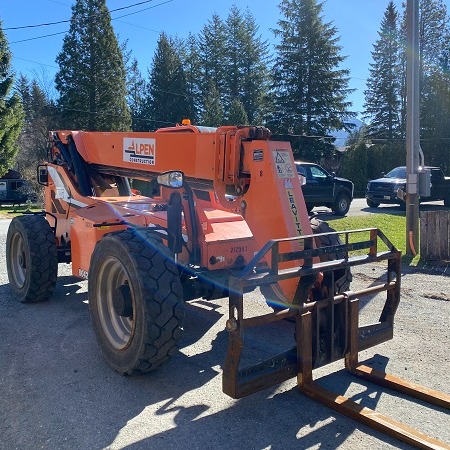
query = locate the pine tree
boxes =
[197,14,227,116]
[226,98,248,125]
[201,81,224,127]
[419,0,449,80]
[224,7,270,124]
[143,33,194,129]
[127,58,148,131]
[55,0,131,131]
[417,0,450,168]
[271,0,354,161]
[363,1,402,140]
[15,77,56,171]
[178,33,201,123]
[0,21,24,176]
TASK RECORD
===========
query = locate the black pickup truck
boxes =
[295,161,354,216]
[366,166,450,208]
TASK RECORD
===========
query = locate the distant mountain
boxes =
[332,118,363,147]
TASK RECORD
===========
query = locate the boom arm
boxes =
[48,124,313,303]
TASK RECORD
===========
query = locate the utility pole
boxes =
[405,0,420,256]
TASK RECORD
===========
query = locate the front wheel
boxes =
[366,199,380,208]
[333,192,351,216]
[6,215,58,302]
[262,218,352,308]
[88,228,185,374]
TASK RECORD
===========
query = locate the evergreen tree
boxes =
[420,68,450,171]
[127,58,148,131]
[143,33,194,129]
[201,81,224,127]
[226,98,248,125]
[419,0,449,80]
[15,77,56,166]
[417,0,450,168]
[0,21,24,176]
[14,76,57,199]
[55,0,131,131]
[178,33,201,123]
[224,7,270,124]
[363,1,401,140]
[271,0,354,161]
[197,14,227,114]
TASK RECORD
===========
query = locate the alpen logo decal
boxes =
[123,138,156,165]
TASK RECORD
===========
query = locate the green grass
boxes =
[0,204,43,218]
[325,213,420,265]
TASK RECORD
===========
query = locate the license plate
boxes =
[384,196,390,200]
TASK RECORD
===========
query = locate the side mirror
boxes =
[37,165,48,186]
[331,172,336,178]
[157,171,184,188]
[381,172,385,177]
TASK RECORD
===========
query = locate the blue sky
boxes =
[1,0,449,121]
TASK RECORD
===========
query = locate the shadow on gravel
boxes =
[117,354,410,450]
[2,271,440,450]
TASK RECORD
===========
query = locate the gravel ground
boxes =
[0,218,449,450]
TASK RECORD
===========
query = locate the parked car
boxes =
[295,162,354,216]
[366,166,450,208]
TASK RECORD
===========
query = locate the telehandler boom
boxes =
[6,122,450,449]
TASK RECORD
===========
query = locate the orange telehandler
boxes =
[6,122,450,448]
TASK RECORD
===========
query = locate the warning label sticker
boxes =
[273,150,294,178]
[253,149,264,161]
[123,138,156,165]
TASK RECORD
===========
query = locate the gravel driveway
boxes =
[0,218,449,450]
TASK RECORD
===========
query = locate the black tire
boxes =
[88,228,185,375]
[366,199,380,208]
[310,218,352,363]
[310,217,352,293]
[6,215,58,303]
[262,218,352,308]
[333,192,351,216]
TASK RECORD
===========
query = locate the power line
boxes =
[9,0,172,45]
[10,32,67,45]
[14,57,58,69]
[4,0,160,30]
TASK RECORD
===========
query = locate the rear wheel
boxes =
[366,199,380,208]
[88,228,184,374]
[6,215,58,303]
[333,192,351,216]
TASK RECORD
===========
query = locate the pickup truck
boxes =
[366,166,450,208]
[295,161,354,216]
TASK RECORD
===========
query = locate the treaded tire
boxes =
[333,192,351,216]
[88,228,185,375]
[6,215,58,303]
[263,218,352,308]
[366,199,380,208]
[310,217,352,293]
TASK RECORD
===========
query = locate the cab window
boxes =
[310,165,329,182]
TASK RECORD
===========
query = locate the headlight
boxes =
[366,182,371,190]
